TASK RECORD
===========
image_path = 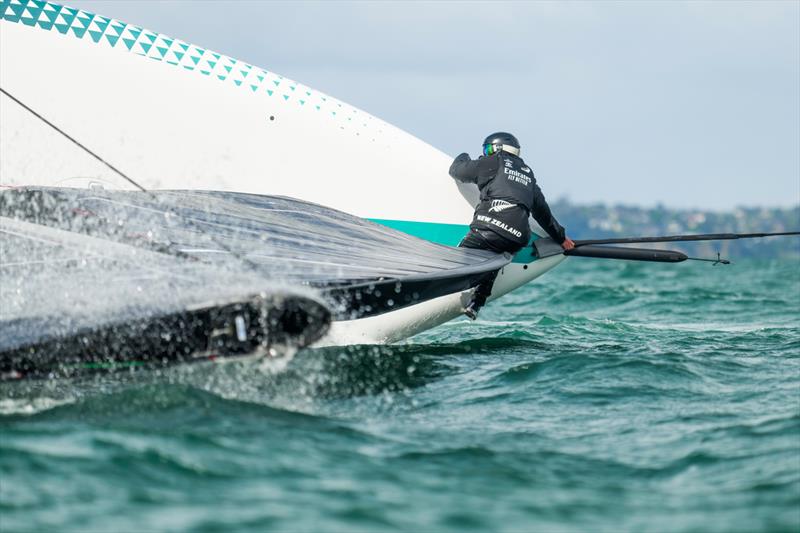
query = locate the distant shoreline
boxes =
[552,200,800,258]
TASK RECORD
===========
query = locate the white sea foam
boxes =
[0,396,75,415]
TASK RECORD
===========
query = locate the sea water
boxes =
[1,258,798,532]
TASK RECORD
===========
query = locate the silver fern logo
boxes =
[489,200,514,213]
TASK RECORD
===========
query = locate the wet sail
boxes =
[0,187,510,379]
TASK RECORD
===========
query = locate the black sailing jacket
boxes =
[449,151,566,246]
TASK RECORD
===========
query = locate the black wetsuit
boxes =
[449,151,566,309]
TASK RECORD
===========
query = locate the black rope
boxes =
[0,87,147,192]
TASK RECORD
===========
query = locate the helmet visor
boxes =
[482,144,495,157]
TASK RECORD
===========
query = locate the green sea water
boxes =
[1,258,799,532]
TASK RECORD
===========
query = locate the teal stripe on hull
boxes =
[368,219,468,247]
[368,219,540,264]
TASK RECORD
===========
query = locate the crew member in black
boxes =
[450,132,575,319]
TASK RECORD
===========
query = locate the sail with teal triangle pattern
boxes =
[1,0,342,125]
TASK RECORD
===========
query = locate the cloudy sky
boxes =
[69,0,799,209]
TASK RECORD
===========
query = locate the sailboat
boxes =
[1,1,796,380]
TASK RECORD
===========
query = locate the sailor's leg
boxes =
[472,270,499,308]
[459,230,522,319]
[459,229,510,253]
[462,271,498,320]
[458,229,488,250]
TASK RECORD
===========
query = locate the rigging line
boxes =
[0,87,146,192]
[0,87,265,271]
[686,253,731,266]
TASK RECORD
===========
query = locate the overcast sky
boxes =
[69,0,799,210]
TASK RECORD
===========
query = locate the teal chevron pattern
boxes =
[0,0,370,125]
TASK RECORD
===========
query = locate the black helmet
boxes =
[482,132,520,157]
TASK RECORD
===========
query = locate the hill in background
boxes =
[552,201,800,259]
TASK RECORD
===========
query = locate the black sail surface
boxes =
[0,188,510,379]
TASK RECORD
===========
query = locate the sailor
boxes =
[450,132,575,319]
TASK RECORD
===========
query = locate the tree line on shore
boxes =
[553,200,800,258]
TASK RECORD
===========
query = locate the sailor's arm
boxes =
[531,182,573,248]
[448,153,480,183]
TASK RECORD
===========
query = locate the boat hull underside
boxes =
[321,255,566,345]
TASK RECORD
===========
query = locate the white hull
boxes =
[322,256,566,345]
